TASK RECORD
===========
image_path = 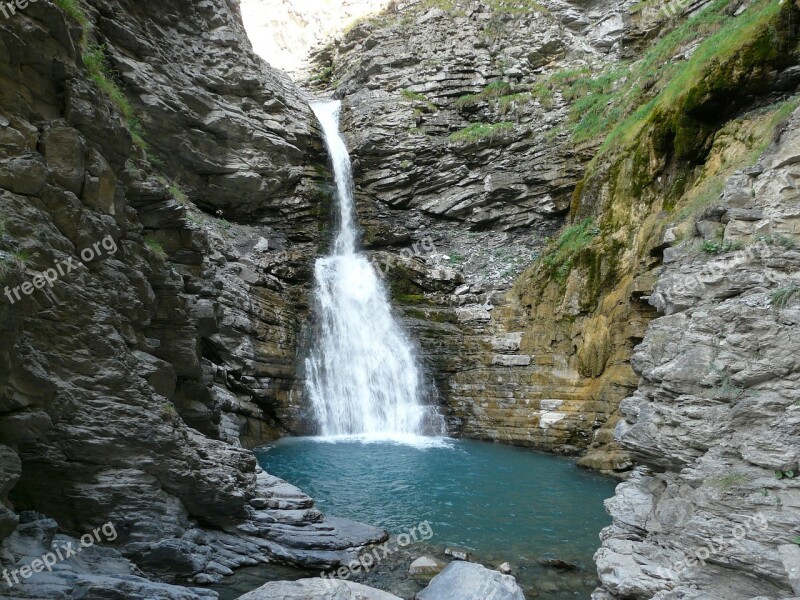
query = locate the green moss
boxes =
[455,81,513,108]
[144,236,167,259]
[395,294,428,304]
[449,121,514,143]
[540,218,600,282]
[83,44,148,150]
[54,0,89,28]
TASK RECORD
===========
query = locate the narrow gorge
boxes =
[0,0,798,599]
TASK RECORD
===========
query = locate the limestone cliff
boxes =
[594,111,800,598]
[317,0,800,481]
[0,0,384,596]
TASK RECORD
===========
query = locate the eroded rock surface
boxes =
[0,0,383,595]
[237,577,403,600]
[593,108,800,600]
[416,561,526,600]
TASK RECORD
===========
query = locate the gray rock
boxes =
[595,106,800,599]
[409,556,444,576]
[780,545,800,596]
[417,561,525,600]
[236,578,403,600]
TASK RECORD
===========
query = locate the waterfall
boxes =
[305,101,441,439]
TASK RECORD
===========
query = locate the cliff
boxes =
[0,0,384,596]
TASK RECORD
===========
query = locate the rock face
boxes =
[319,0,636,466]
[592,108,800,599]
[316,0,800,475]
[0,0,385,595]
[416,561,526,600]
[237,578,403,600]
[240,0,391,79]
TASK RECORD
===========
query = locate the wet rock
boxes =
[417,561,525,600]
[540,558,580,571]
[237,578,403,600]
[444,547,473,561]
[409,556,444,577]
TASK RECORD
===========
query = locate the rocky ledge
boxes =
[594,107,800,600]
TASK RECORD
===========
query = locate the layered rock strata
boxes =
[593,107,800,600]
[0,0,383,595]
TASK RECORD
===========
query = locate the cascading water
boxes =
[305,100,441,439]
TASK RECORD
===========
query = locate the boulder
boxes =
[409,556,444,577]
[417,561,525,600]
[236,578,403,600]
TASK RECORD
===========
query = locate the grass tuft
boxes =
[455,81,513,108]
[448,121,514,143]
[54,0,89,28]
[83,44,147,150]
[542,218,600,281]
[771,286,800,309]
[144,236,167,260]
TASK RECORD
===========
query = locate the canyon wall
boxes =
[322,1,800,596]
[594,107,800,599]
[0,0,384,596]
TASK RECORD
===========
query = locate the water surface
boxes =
[250,437,616,599]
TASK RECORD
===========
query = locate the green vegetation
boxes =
[0,212,6,239]
[455,81,513,108]
[83,44,147,150]
[486,0,551,14]
[161,401,179,422]
[497,92,534,114]
[168,183,188,205]
[401,89,427,102]
[447,251,466,265]
[701,240,744,254]
[186,213,206,226]
[309,65,334,87]
[599,0,788,155]
[400,89,437,110]
[448,121,514,143]
[146,152,165,168]
[775,469,797,479]
[217,218,232,231]
[771,286,800,309]
[11,250,30,266]
[532,0,792,149]
[395,293,428,304]
[712,474,749,489]
[144,236,167,259]
[758,234,797,249]
[54,0,89,30]
[542,218,600,281]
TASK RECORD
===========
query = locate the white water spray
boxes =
[306,101,441,438]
